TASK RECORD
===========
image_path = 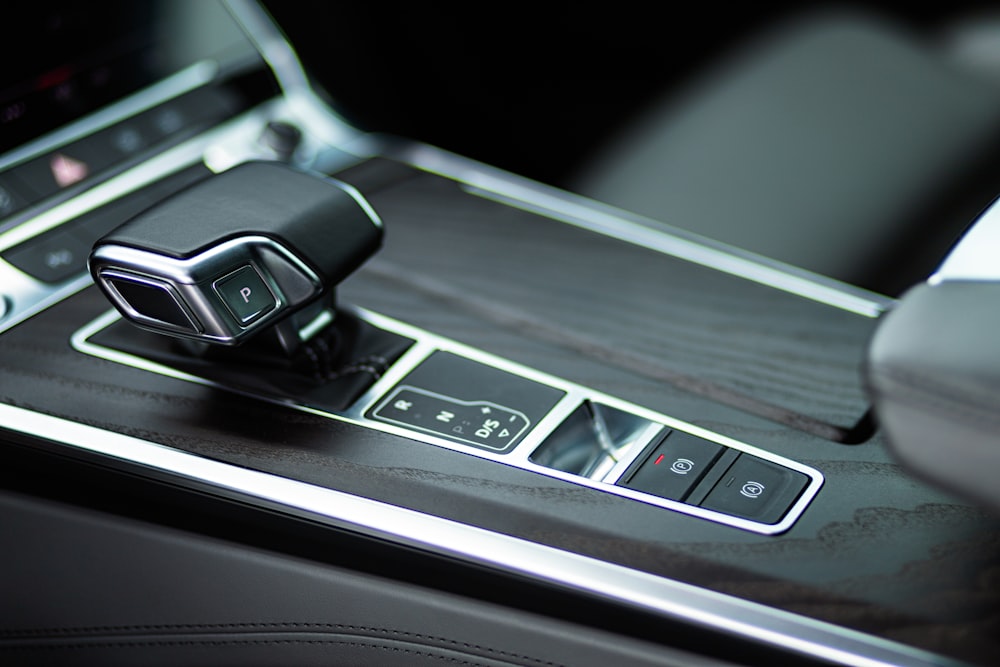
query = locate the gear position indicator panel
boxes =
[373,387,531,451]
[366,351,565,453]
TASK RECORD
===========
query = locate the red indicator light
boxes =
[653,454,665,465]
[37,66,73,91]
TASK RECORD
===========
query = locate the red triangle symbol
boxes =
[50,153,89,188]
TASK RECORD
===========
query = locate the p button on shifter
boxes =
[90,161,383,348]
[215,265,276,325]
[621,431,724,502]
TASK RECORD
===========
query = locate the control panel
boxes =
[617,431,809,525]
[75,306,824,535]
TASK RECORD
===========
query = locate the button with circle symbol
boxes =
[621,431,724,501]
[701,454,809,524]
[669,458,695,475]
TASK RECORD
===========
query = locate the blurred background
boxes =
[260,2,1000,297]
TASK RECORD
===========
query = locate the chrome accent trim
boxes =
[92,235,311,287]
[298,307,335,341]
[331,178,384,229]
[223,0,310,99]
[91,235,322,345]
[930,195,1000,284]
[0,401,966,667]
[73,304,824,537]
[376,141,895,318]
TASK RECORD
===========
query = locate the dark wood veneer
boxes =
[1,159,998,665]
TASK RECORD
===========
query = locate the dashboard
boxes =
[1,3,999,666]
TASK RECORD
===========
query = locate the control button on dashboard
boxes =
[2,228,90,283]
[104,122,150,159]
[137,87,236,143]
[15,138,114,199]
[620,431,724,501]
[214,265,276,325]
[699,454,809,524]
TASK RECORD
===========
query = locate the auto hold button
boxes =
[620,431,724,501]
[700,453,809,524]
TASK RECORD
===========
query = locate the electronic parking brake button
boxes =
[700,454,809,524]
[621,431,724,501]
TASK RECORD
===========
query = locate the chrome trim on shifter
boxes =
[91,235,322,345]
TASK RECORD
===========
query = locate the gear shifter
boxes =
[88,161,409,409]
[90,161,383,354]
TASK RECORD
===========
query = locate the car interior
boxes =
[2,2,1000,666]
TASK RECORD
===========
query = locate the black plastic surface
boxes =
[3,228,91,283]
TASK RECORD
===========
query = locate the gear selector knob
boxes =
[89,161,382,346]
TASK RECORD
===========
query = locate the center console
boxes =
[1,3,997,667]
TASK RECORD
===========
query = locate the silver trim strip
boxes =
[0,401,966,667]
[332,178,384,229]
[91,235,322,345]
[377,141,896,318]
[73,305,823,536]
